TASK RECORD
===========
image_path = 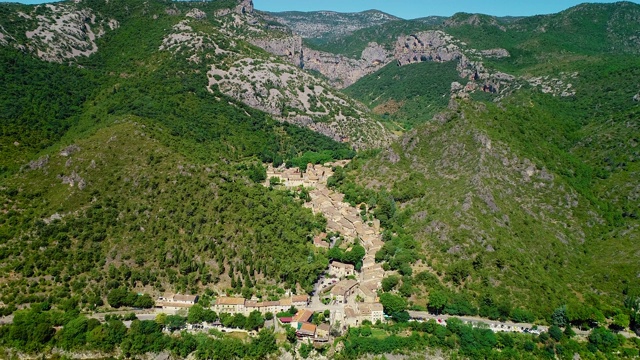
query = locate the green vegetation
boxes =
[0,0,353,313]
[345,61,461,129]
[304,19,439,58]
[107,288,154,309]
[1,0,640,358]
[326,53,640,332]
[0,304,278,359]
[327,242,366,271]
[335,319,640,359]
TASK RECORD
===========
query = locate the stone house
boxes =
[158,294,199,310]
[329,279,358,304]
[329,261,355,278]
[212,297,246,314]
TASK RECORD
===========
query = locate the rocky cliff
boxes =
[263,10,400,40]
[0,3,117,62]
[160,7,394,149]
[247,31,392,89]
[301,42,392,88]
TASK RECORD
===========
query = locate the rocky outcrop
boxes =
[0,3,116,62]
[480,48,510,58]
[248,35,303,67]
[214,0,253,17]
[236,0,254,15]
[185,8,207,20]
[248,32,391,88]
[264,10,399,40]
[395,31,464,66]
[302,43,392,88]
[206,57,392,148]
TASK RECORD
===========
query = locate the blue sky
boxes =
[253,0,640,18]
[2,0,639,18]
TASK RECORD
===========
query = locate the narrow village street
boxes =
[266,160,387,327]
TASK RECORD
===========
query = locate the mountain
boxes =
[326,2,640,319]
[1,0,640,358]
[262,9,401,42]
[0,0,375,308]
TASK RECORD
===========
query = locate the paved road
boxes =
[407,311,638,339]
[408,310,548,334]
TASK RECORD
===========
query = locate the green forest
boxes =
[1,0,640,358]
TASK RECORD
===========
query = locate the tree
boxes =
[624,294,640,331]
[589,327,619,352]
[563,324,576,338]
[360,326,372,337]
[155,313,167,325]
[511,308,535,323]
[549,325,563,342]
[381,275,400,292]
[428,291,447,315]
[612,313,630,330]
[107,288,129,308]
[165,315,187,332]
[245,310,265,331]
[249,329,278,359]
[188,304,205,324]
[31,322,55,348]
[379,293,407,321]
[551,305,568,327]
[58,316,89,350]
[285,325,297,343]
[134,294,154,308]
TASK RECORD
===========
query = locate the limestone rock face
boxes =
[481,48,510,58]
[0,3,118,62]
[395,31,463,66]
[249,36,392,88]
[236,0,253,15]
[301,43,392,88]
[248,35,303,67]
[185,9,206,20]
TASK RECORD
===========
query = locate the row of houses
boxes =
[212,295,310,315]
[265,163,336,189]
[282,309,330,342]
[344,302,385,326]
[157,294,200,310]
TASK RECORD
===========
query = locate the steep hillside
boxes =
[333,58,640,321]
[0,0,373,308]
[263,10,400,43]
[1,120,330,302]
[309,2,640,323]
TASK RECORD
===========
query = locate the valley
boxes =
[0,0,639,358]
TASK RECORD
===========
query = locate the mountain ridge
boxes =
[0,0,639,358]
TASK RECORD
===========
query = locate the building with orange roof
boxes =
[296,322,317,338]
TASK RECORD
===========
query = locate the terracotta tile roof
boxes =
[292,309,313,323]
[215,297,246,305]
[359,302,384,315]
[330,279,358,295]
[292,295,309,303]
[279,297,292,306]
[330,261,354,270]
[298,322,317,335]
[172,294,198,302]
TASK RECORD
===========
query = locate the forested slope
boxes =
[0,0,358,310]
[321,2,640,328]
